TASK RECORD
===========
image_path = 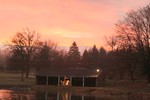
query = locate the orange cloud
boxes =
[0,0,149,48]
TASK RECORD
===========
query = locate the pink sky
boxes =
[0,0,149,48]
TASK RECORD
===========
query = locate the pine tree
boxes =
[81,49,90,68]
[34,43,51,71]
[99,47,106,57]
[33,41,57,70]
[67,42,81,68]
[99,47,107,70]
[90,45,99,68]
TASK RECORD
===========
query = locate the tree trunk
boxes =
[147,60,150,83]
[26,55,30,78]
[21,64,24,82]
[144,59,150,83]
[130,70,135,81]
[26,63,29,78]
[128,62,135,82]
[147,74,150,84]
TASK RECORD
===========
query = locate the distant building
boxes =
[36,67,101,87]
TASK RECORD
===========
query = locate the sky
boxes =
[0,0,150,50]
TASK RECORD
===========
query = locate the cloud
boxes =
[0,0,150,48]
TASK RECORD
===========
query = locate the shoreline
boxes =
[0,84,148,94]
[0,84,150,99]
[0,72,149,97]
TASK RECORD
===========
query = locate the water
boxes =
[0,89,149,100]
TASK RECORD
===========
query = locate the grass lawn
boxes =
[0,71,35,86]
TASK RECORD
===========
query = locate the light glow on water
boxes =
[0,89,147,100]
[0,90,13,100]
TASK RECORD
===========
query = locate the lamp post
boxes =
[96,69,100,73]
[96,68,100,87]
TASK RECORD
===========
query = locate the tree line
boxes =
[0,30,145,82]
[0,4,150,83]
[1,30,108,81]
[106,4,150,83]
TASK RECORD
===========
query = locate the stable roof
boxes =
[36,67,100,78]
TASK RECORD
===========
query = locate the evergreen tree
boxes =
[92,45,99,62]
[99,47,106,57]
[88,45,99,68]
[81,49,90,68]
[7,48,25,72]
[92,45,99,56]
[99,47,107,70]
[51,50,67,68]
[33,41,57,70]
[67,42,81,68]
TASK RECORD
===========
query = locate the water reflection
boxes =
[0,89,150,100]
[0,90,13,100]
[39,91,96,100]
[35,91,150,100]
[0,89,34,100]
[59,92,70,100]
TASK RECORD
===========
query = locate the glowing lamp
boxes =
[96,69,100,73]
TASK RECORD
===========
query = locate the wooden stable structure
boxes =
[36,68,101,87]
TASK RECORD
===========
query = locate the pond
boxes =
[0,89,149,100]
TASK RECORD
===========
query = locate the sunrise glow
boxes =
[0,0,150,48]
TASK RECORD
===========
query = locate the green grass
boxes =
[0,71,35,86]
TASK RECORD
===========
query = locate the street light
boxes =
[96,69,100,73]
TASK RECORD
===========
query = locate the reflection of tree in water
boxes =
[36,91,58,100]
[2,89,150,100]
[37,91,96,100]
[0,90,33,100]
[15,93,33,100]
[59,92,70,100]
[127,93,150,100]
[0,90,13,100]
[37,91,71,100]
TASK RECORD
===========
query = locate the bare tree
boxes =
[115,4,150,83]
[0,48,8,71]
[105,36,117,51]
[8,28,40,81]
